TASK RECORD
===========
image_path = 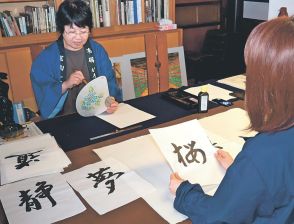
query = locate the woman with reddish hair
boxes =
[170,16,294,223]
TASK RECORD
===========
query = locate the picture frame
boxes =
[109,56,125,99]
[121,46,187,101]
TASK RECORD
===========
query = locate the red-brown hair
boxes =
[244,17,294,132]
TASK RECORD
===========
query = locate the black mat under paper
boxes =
[36,92,217,152]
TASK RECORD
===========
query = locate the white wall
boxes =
[268,0,294,19]
[243,1,269,20]
[243,0,294,21]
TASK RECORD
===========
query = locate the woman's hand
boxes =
[106,96,118,113]
[215,149,234,170]
[62,71,85,93]
[169,172,184,195]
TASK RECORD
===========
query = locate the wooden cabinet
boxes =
[0,0,182,111]
[175,0,222,53]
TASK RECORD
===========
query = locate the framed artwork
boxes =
[121,46,187,101]
[109,56,126,100]
[167,46,188,88]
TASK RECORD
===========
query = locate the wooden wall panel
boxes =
[96,35,146,57]
[0,52,13,101]
[5,48,38,111]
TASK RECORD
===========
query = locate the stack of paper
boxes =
[94,118,228,224]
[64,158,155,215]
[0,134,71,185]
[217,74,246,90]
[0,173,85,224]
[199,108,257,146]
[184,84,234,101]
[94,135,188,223]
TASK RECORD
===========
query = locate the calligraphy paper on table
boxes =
[76,76,109,117]
[63,158,155,215]
[184,84,234,101]
[94,134,188,224]
[0,173,85,224]
[149,119,225,186]
[199,108,257,145]
[0,134,71,185]
[217,74,246,90]
[205,131,244,159]
[97,103,155,129]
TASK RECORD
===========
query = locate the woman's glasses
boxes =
[64,29,90,38]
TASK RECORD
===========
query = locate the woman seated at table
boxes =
[170,16,294,223]
[30,0,121,119]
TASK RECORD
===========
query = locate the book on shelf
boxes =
[120,0,126,25]
[15,16,27,35]
[126,0,134,24]
[0,12,13,37]
[102,0,111,27]
[0,4,56,37]
[97,0,104,27]
[19,13,32,34]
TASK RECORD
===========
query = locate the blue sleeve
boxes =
[30,43,64,119]
[174,154,274,223]
[91,40,122,101]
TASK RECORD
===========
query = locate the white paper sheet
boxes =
[0,173,85,224]
[64,158,155,215]
[76,76,109,117]
[217,74,246,90]
[24,122,43,136]
[199,108,257,146]
[184,84,234,101]
[0,134,71,185]
[149,119,225,186]
[97,103,155,128]
[94,135,188,224]
[205,131,244,159]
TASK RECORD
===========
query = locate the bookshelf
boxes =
[0,0,182,111]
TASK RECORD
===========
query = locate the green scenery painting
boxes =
[168,52,182,88]
[130,52,183,98]
[130,57,148,97]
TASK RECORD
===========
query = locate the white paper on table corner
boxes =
[217,74,246,90]
[76,76,109,117]
[149,119,225,186]
[63,158,155,215]
[199,108,257,145]
[93,134,188,223]
[0,134,71,185]
[184,84,234,101]
[97,103,155,129]
[0,173,85,224]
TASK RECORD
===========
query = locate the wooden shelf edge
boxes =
[0,32,59,49]
[0,23,167,49]
[178,22,221,29]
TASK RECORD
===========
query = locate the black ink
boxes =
[35,181,56,207]
[172,143,187,167]
[172,140,207,167]
[19,181,56,212]
[184,141,206,164]
[5,150,43,169]
[87,167,124,194]
[212,142,223,149]
[19,190,41,212]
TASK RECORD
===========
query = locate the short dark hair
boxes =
[244,17,294,132]
[56,0,93,33]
